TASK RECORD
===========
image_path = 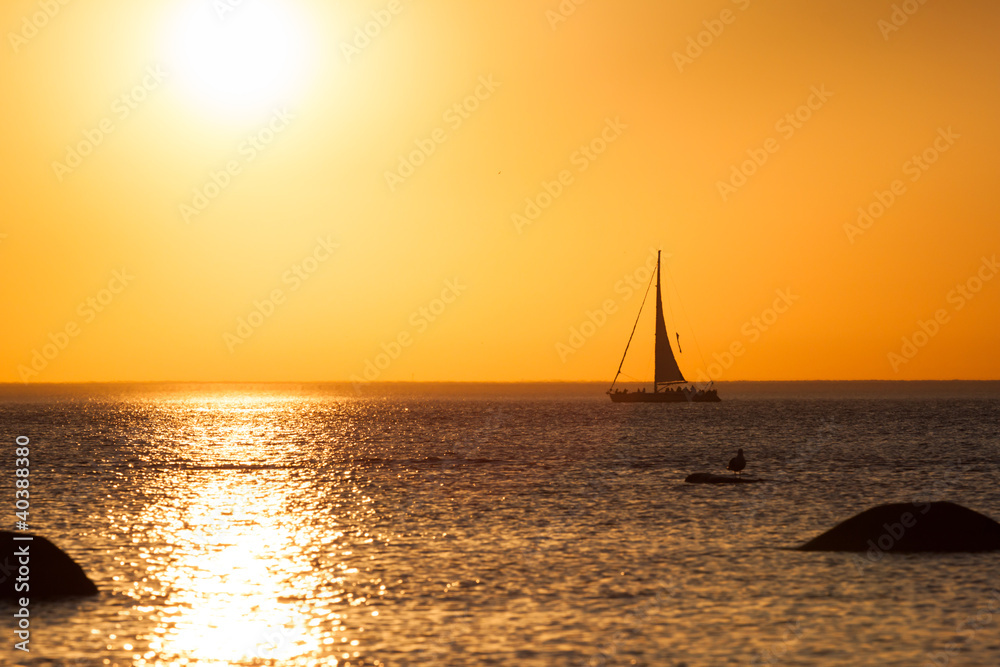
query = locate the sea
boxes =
[1,381,999,667]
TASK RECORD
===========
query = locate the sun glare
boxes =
[162,0,313,120]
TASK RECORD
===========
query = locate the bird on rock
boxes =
[727,448,746,477]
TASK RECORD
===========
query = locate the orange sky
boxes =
[2,0,998,383]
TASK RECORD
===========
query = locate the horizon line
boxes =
[4,379,1000,386]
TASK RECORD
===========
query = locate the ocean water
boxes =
[1,382,999,666]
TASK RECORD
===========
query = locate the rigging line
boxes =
[609,263,657,390]
[663,260,709,377]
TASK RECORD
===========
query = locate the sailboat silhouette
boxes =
[608,250,720,403]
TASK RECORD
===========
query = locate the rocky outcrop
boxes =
[1,531,98,598]
[797,501,1000,552]
[684,472,762,484]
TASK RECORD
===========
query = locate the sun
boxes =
[162,0,314,121]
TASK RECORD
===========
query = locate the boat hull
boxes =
[609,389,720,403]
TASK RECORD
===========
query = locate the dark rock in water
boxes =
[684,472,763,484]
[1,531,98,598]
[797,501,1000,552]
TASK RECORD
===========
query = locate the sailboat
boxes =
[608,250,720,403]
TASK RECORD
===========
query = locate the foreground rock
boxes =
[1,531,98,598]
[797,501,1000,552]
[684,472,763,484]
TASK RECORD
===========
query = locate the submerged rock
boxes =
[1,531,98,598]
[684,472,762,484]
[797,501,1000,552]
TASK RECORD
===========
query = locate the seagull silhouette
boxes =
[727,448,746,477]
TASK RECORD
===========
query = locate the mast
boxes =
[653,250,685,389]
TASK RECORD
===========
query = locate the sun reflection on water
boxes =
[121,394,364,665]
